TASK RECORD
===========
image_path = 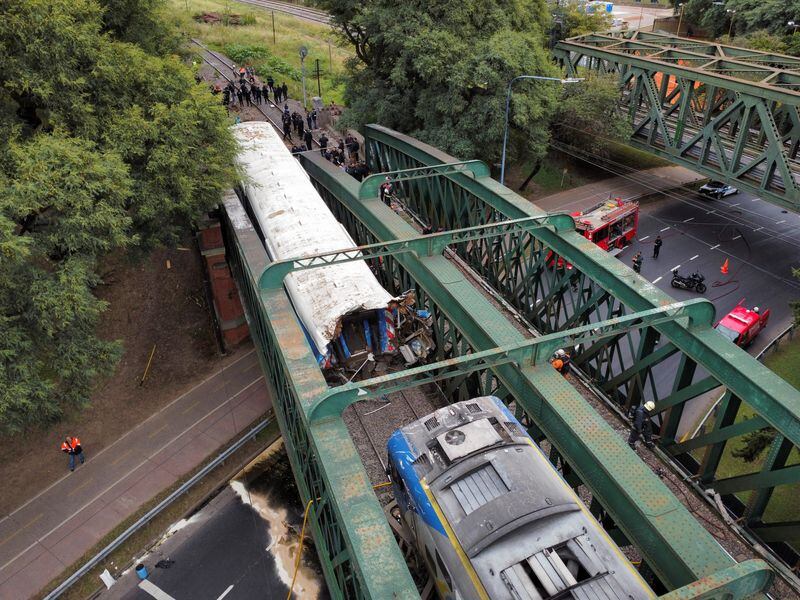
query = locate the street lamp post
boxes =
[499,75,583,186]
[727,9,737,39]
[676,2,685,36]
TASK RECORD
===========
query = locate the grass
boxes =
[166,0,353,106]
[607,143,672,171]
[36,416,281,600]
[764,333,800,390]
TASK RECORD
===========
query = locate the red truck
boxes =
[715,303,770,347]
[548,197,639,268]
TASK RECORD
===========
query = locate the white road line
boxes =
[732,235,741,240]
[660,226,671,232]
[706,210,716,214]
[751,198,759,202]
[139,580,177,600]
[217,585,235,600]
[710,244,721,250]
[730,202,741,207]
[776,219,786,224]
[652,276,662,284]
[683,217,694,222]
[754,227,764,232]
[690,255,699,261]
[670,264,681,271]
[639,236,650,241]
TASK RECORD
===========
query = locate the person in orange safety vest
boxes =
[61,436,85,472]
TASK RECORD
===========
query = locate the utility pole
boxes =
[314,59,322,97]
[299,46,308,108]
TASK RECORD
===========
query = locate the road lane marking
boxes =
[139,580,177,600]
[706,210,716,214]
[110,448,133,467]
[67,478,93,498]
[181,399,201,415]
[217,585,235,600]
[730,202,740,207]
[690,255,699,261]
[639,236,650,241]
[732,235,741,240]
[660,226,671,232]
[753,227,764,232]
[0,514,43,548]
[710,244,720,250]
[776,219,786,224]
[683,217,694,222]
[670,264,681,271]
[751,198,759,202]
[147,423,169,439]
[652,277,662,284]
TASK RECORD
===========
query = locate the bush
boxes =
[257,56,302,82]
[223,43,271,65]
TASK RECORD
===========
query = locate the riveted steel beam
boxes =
[258,215,572,290]
[659,560,773,600]
[359,160,490,200]
[299,150,742,590]
[309,299,713,421]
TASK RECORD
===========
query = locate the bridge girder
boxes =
[553,31,800,213]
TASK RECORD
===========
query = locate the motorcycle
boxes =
[670,269,707,294]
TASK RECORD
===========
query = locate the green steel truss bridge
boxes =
[554,31,800,213]
[221,125,800,599]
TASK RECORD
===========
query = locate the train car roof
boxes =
[232,122,392,351]
[397,397,654,599]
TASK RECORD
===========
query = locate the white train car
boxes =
[232,122,431,375]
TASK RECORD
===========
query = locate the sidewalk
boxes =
[0,348,269,599]
[533,165,705,213]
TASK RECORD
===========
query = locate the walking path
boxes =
[0,348,270,599]
[534,165,705,213]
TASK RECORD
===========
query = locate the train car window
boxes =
[435,550,453,590]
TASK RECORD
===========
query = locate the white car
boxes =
[699,181,739,199]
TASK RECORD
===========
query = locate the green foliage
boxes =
[551,75,631,158]
[319,0,557,165]
[559,6,612,40]
[222,43,302,81]
[682,0,800,53]
[792,268,800,326]
[0,0,237,431]
[732,427,776,462]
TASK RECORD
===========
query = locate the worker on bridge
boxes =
[628,401,656,450]
[61,436,85,472]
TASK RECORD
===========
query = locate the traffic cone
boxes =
[720,258,729,275]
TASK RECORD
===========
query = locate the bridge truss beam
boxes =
[298,150,771,594]
[553,30,800,213]
[357,124,800,572]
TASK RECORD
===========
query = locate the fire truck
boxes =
[548,197,639,268]
[715,303,770,347]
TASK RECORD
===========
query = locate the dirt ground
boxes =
[0,234,248,515]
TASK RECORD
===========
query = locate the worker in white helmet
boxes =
[628,400,656,450]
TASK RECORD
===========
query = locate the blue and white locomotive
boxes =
[387,397,654,600]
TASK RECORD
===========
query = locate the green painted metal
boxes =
[357,124,800,573]
[309,299,714,421]
[220,193,418,599]
[659,560,773,600]
[259,215,572,290]
[299,150,744,590]
[359,160,490,201]
[553,30,800,213]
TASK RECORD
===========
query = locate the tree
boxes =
[681,0,800,47]
[550,75,631,158]
[319,0,558,166]
[0,0,237,431]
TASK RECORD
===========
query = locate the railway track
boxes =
[232,0,331,24]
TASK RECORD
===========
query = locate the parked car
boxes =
[699,181,739,199]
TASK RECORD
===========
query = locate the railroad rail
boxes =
[233,0,331,24]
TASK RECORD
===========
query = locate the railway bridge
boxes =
[554,30,800,213]
[221,124,800,599]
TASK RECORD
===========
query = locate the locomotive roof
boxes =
[570,198,638,232]
[398,397,653,599]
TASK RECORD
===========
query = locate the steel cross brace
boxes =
[659,559,773,600]
[258,215,574,290]
[358,160,490,201]
[308,299,714,422]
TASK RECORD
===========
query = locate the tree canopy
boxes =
[319,0,558,166]
[0,0,236,430]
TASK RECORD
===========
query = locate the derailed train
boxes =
[231,122,433,380]
[388,397,655,600]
